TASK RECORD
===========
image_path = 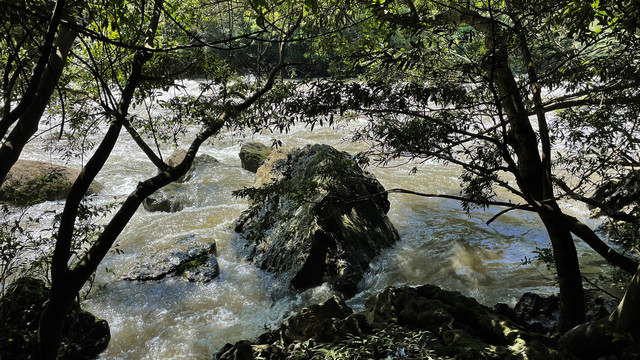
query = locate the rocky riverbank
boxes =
[215,285,631,360]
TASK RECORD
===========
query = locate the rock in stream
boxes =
[235,144,400,298]
[124,236,219,282]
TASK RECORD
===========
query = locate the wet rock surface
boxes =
[495,290,619,335]
[238,141,273,173]
[0,160,102,205]
[216,285,562,360]
[142,182,186,212]
[0,277,110,360]
[165,149,219,183]
[124,236,219,282]
[235,144,400,297]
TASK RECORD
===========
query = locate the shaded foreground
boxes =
[0,278,110,359]
[216,285,637,360]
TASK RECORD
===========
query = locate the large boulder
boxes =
[238,141,273,173]
[235,144,399,297]
[124,235,219,282]
[0,160,102,205]
[142,183,186,212]
[0,277,110,360]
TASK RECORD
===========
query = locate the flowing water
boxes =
[7,82,609,359]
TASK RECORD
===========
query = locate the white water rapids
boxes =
[6,82,610,359]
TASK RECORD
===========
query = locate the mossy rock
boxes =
[0,160,102,206]
[215,284,565,360]
[239,142,273,173]
[235,144,399,297]
[365,285,561,360]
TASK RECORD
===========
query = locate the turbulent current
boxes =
[9,84,606,359]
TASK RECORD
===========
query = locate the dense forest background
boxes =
[1,0,639,358]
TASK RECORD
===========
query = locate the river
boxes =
[8,82,607,359]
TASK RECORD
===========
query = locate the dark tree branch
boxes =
[560,212,639,275]
[0,0,67,138]
[554,177,638,223]
[386,187,531,210]
[122,116,170,172]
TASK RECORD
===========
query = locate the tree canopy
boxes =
[1,0,338,357]
[1,0,640,358]
[252,0,640,336]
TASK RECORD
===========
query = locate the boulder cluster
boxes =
[216,285,564,360]
[3,142,633,359]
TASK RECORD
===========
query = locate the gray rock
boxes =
[0,160,102,205]
[124,237,219,282]
[239,142,273,173]
[235,144,399,297]
[142,151,220,212]
[142,183,185,212]
[165,148,219,183]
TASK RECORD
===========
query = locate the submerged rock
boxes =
[124,237,219,282]
[235,144,399,297]
[216,285,561,360]
[165,148,219,183]
[142,183,186,212]
[238,141,273,173]
[0,277,110,360]
[142,151,219,212]
[0,160,102,205]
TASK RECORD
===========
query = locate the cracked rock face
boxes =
[235,144,399,298]
[124,236,219,282]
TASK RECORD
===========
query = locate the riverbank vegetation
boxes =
[1,0,639,358]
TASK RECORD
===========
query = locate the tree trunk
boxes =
[560,265,640,358]
[483,30,586,331]
[539,214,585,333]
[34,5,162,357]
[35,278,78,360]
[0,26,77,185]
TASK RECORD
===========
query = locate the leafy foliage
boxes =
[285,325,443,360]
